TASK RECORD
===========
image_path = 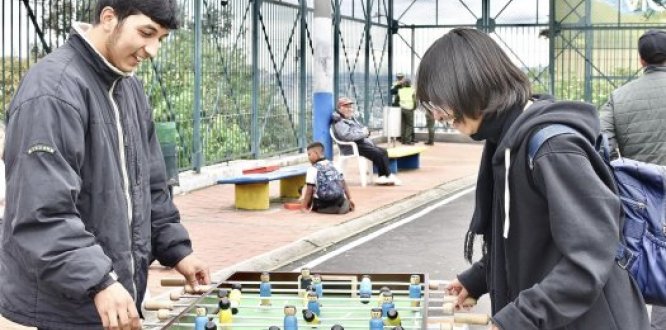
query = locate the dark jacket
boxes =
[0,25,193,329]
[599,66,666,164]
[331,111,374,155]
[458,98,649,329]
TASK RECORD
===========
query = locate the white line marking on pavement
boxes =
[292,187,475,271]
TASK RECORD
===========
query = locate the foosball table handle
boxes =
[453,312,490,325]
[162,278,188,286]
[145,300,174,311]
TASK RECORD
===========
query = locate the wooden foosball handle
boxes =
[454,312,490,325]
[162,278,187,286]
[184,284,212,294]
[145,300,174,311]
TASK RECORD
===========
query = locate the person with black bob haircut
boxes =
[416,28,649,329]
[0,1,209,329]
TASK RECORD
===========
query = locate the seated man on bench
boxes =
[332,97,400,185]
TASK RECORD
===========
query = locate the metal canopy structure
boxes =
[2,0,666,171]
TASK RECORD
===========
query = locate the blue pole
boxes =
[313,0,334,160]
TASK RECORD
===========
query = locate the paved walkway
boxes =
[0,141,483,329]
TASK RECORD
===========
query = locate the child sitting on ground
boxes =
[301,142,355,214]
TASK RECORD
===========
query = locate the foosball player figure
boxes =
[306,291,321,316]
[331,326,344,330]
[269,327,281,330]
[229,283,242,314]
[284,305,298,330]
[369,307,384,330]
[217,288,229,299]
[408,274,421,307]
[376,286,391,306]
[380,291,395,317]
[260,271,272,306]
[302,309,321,325]
[312,273,323,298]
[205,317,217,330]
[392,327,404,330]
[194,307,208,330]
[359,275,372,304]
[384,308,401,326]
[298,267,313,298]
[218,297,233,325]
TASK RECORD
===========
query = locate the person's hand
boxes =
[446,278,474,311]
[362,127,369,137]
[349,200,355,211]
[175,254,210,291]
[489,324,500,330]
[93,282,141,330]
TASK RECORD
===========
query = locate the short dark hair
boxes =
[307,141,325,152]
[93,0,180,30]
[416,28,531,120]
[638,29,666,65]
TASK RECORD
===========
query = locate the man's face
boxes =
[105,13,170,72]
[339,103,354,118]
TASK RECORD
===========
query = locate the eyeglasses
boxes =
[420,101,456,122]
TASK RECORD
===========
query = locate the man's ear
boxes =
[98,6,118,33]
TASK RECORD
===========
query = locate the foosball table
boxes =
[143,270,489,329]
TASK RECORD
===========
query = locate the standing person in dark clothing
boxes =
[391,72,405,107]
[0,1,209,329]
[600,29,666,330]
[332,97,400,186]
[417,28,649,329]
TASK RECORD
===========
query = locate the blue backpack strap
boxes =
[528,124,581,170]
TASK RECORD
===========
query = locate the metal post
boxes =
[251,0,261,158]
[299,0,307,152]
[334,0,340,108]
[482,0,490,32]
[192,0,203,172]
[387,0,393,106]
[313,0,334,160]
[549,0,556,96]
[410,26,415,78]
[583,0,593,102]
[363,0,371,124]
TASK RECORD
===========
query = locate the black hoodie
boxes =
[458,96,649,329]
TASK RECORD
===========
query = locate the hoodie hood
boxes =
[331,111,343,123]
[495,96,599,165]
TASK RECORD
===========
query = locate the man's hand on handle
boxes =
[94,282,141,330]
[175,254,211,292]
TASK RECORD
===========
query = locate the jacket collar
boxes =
[69,22,131,89]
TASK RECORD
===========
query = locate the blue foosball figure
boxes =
[194,307,208,330]
[306,291,321,316]
[380,291,395,317]
[409,274,421,307]
[284,304,299,330]
[359,275,372,304]
[369,307,384,330]
[260,271,272,306]
[313,273,323,298]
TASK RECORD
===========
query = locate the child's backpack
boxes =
[528,124,666,306]
[313,161,345,202]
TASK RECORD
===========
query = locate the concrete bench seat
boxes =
[217,165,308,210]
[374,146,427,174]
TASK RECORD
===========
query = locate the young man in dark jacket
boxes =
[417,28,649,329]
[0,1,209,329]
[600,29,666,330]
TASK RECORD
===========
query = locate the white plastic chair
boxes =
[329,126,373,187]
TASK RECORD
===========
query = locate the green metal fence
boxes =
[4,0,666,171]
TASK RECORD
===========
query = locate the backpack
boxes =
[313,161,345,202]
[528,124,666,306]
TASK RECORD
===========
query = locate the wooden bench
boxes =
[217,165,309,210]
[374,146,427,174]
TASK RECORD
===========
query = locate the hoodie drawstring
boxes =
[503,148,511,239]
